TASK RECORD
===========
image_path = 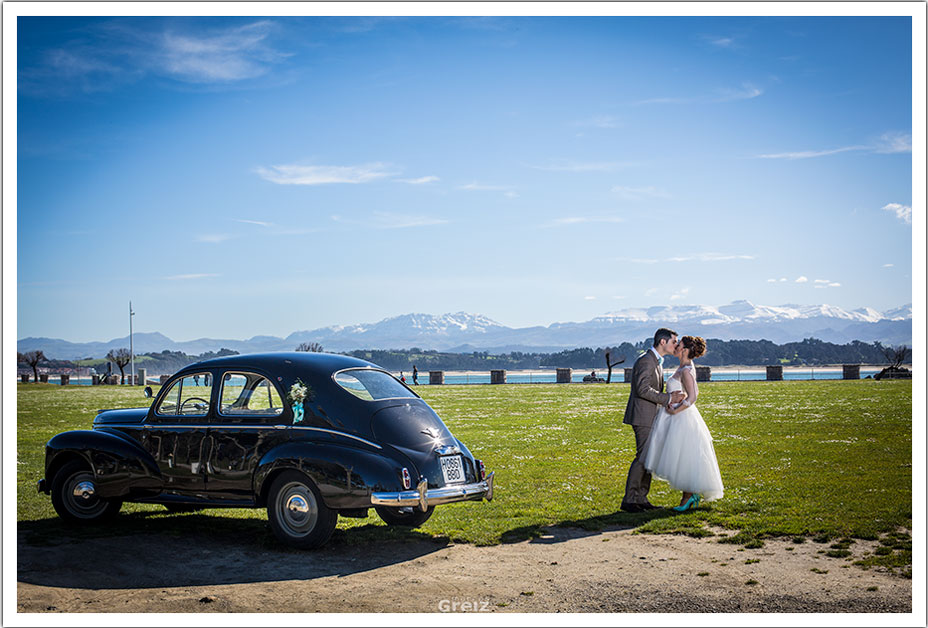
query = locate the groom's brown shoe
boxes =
[620,501,643,513]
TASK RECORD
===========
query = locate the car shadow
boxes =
[17,512,450,590]
[501,508,682,544]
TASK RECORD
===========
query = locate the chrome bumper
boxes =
[371,472,494,512]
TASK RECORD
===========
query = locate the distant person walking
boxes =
[400,371,406,384]
[412,365,419,385]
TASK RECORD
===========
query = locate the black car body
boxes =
[39,352,494,548]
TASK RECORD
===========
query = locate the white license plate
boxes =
[440,455,465,485]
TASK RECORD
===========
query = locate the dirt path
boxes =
[17,524,910,614]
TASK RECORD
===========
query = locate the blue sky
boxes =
[15,16,916,342]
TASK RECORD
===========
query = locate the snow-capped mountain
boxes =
[18,303,912,359]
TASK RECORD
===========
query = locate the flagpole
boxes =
[129,301,135,386]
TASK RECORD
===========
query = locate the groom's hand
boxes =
[670,391,687,404]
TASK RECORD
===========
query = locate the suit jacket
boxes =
[623,350,671,427]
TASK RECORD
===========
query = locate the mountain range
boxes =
[19,301,912,360]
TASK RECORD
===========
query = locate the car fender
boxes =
[45,430,162,499]
[255,440,413,510]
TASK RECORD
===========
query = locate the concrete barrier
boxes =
[556,368,572,383]
[490,369,506,384]
[137,368,147,385]
[429,371,444,385]
[766,365,783,381]
[39,373,49,383]
[623,368,633,383]
[60,374,70,385]
[21,373,30,383]
[696,366,711,382]
[92,374,101,385]
[160,375,171,384]
[842,364,860,380]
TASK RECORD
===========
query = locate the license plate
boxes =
[440,455,465,485]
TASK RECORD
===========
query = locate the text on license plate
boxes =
[440,455,465,484]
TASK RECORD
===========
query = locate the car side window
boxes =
[219,372,284,416]
[156,373,212,417]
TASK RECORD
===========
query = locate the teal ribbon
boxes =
[292,401,304,424]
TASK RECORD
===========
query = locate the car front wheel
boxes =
[267,471,337,549]
[375,505,434,528]
[50,460,122,523]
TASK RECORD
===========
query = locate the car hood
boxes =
[94,408,149,426]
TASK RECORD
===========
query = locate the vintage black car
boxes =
[38,352,494,549]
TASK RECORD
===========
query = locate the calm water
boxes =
[35,369,882,387]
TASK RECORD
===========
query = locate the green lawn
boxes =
[17,380,912,572]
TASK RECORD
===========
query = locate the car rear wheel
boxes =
[375,505,435,528]
[267,471,337,549]
[50,460,122,524]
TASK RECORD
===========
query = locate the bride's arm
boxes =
[667,369,698,414]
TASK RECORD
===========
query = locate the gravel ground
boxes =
[17,523,911,614]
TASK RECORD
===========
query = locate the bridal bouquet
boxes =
[287,378,312,423]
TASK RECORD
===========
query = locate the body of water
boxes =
[31,368,883,387]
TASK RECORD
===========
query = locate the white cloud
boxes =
[571,115,620,129]
[617,253,754,264]
[767,277,788,283]
[256,163,395,185]
[531,161,631,172]
[873,132,912,154]
[584,296,596,300]
[612,185,671,200]
[504,191,520,198]
[197,233,234,243]
[756,145,868,160]
[814,279,830,284]
[766,278,778,283]
[235,219,274,227]
[397,176,439,185]
[670,287,691,301]
[795,276,808,283]
[612,295,626,300]
[881,203,912,225]
[708,36,735,48]
[547,216,625,227]
[458,182,509,191]
[334,211,448,230]
[163,273,220,280]
[158,21,287,83]
[715,82,763,102]
[883,263,894,268]
[645,287,659,297]
[829,282,841,287]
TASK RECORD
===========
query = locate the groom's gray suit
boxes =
[622,348,672,506]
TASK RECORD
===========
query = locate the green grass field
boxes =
[17,380,912,572]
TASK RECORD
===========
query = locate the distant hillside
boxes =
[18,302,912,360]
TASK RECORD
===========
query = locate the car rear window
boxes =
[333,369,416,401]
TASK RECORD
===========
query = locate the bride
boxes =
[643,335,724,511]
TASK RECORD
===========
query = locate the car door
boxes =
[205,370,290,498]
[145,371,215,494]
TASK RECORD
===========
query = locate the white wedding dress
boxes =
[644,365,724,501]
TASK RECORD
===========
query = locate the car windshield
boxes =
[333,369,416,401]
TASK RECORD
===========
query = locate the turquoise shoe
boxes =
[673,494,698,512]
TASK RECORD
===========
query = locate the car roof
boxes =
[181,351,379,376]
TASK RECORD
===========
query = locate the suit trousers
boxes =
[623,424,652,505]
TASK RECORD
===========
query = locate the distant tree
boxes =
[106,348,131,384]
[604,350,626,384]
[296,342,324,353]
[881,344,911,369]
[18,350,46,383]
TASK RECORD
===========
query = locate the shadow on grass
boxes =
[18,511,449,590]
[501,508,682,544]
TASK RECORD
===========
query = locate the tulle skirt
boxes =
[644,404,724,501]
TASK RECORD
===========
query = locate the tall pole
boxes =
[129,301,135,386]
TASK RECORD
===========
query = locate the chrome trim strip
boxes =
[290,426,382,449]
[95,423,383,449]
[371,472,494,509]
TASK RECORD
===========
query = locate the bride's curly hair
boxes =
[681,335,707,359]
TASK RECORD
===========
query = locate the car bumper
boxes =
[371,472,494,512]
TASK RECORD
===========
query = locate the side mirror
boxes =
[144,386,153,399]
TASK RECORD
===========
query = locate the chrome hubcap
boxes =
[278,482,318,536]
[73,481,95,500]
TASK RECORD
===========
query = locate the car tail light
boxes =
[477,459,486,481]
[402,467,411,490]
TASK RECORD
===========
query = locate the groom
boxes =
[620,327,686,512]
